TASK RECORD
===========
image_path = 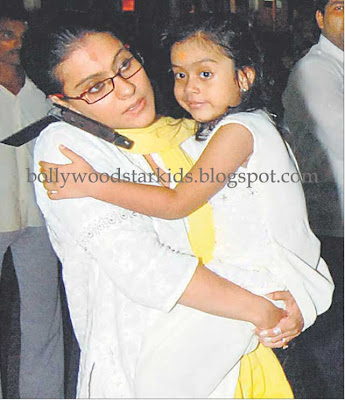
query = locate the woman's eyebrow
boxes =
[74,46,126,89]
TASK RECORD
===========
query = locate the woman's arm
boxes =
[179,263,286,330]
[41,123,253,220]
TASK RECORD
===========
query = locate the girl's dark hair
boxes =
[162,14,282,138]
[21,12,125,96]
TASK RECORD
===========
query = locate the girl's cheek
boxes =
[174,84,183,101]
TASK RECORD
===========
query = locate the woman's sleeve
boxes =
[34,123,199,313]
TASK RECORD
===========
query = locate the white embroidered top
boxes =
[181,110,334,329]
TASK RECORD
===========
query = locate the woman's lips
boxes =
[124,98,146,115]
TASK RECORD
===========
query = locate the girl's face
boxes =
[171,36,249,123]
[52,33,156,129]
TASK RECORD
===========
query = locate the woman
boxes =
[22,14,325,398]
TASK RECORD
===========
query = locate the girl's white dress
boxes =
[181,110,333,328]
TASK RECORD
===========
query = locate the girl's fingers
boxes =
[59,144,85,163]
[39,161,62,171]
[44,181,59,191]
[47,190,61,200]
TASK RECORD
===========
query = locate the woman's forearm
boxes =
[178,264,285,329]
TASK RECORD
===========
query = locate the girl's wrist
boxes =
[85,173,102,199]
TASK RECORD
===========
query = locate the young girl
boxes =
[41,15,333,395]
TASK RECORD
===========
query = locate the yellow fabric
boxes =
[235,344,294,398]
[118,116,293,399]
[119,116,215,263]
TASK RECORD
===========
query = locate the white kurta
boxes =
[34,121,239,398]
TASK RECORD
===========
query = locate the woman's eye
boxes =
[88,81,106,94]
[119,58,132,72]
[174,72,186,80]
[200,71,212,79]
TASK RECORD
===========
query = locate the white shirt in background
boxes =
[0,77,51,232]
[282,35,344,237]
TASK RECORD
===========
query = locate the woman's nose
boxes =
[114,76,136,100]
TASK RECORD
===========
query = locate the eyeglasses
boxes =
[55,48,143,105]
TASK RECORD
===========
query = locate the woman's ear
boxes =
[237,67,256,92]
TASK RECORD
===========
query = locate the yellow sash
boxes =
[118,117,293,398]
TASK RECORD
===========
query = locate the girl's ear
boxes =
[237,67,256,92]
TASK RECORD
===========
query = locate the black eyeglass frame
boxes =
[55,50,144,105]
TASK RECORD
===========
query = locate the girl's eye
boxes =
[200,71,212,79]
[174,72,186,80]
[88,81,106,94]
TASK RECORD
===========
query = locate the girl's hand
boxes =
[40,145,99,200]
[255,291,304,349]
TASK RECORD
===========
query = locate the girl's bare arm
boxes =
[41,123,253,219]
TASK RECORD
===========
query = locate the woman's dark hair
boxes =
[161,14,281,138]
[21,12,125,96]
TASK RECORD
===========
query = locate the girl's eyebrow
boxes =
[74,46,126,90]
[171,58,218,68]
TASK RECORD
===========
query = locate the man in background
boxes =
[0,8,64,398]
[283,0,343,238]
[282,0,343,397]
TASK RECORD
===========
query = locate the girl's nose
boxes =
[185,77,200,94]
[114,75,136,100]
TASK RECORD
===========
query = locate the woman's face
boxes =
[53,33,156,129]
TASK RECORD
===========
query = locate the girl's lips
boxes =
[187,101,207,110]
[124,98,146,115]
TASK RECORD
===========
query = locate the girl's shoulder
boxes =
[212,110,278,142]
[215,109,274,130]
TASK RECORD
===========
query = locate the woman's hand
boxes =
[40,145,99,200]
[255,291,304,349]
[253,297,288,332]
